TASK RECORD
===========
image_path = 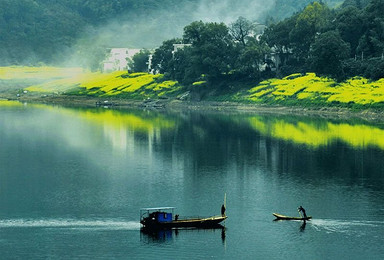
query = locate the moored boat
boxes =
[140,207,227,229]
[273,213,312,221]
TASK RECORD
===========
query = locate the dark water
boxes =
[0,101,383,259]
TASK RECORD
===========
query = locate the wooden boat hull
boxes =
[273,213,312,221]
[141,215,227,229]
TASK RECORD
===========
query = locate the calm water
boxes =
[0,101,383,259]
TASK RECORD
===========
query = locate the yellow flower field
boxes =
[248,73,384,106]
[2,67,384,107]
[0,66,84,80]
[0,66,181,98]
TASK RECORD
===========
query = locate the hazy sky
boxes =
[80,0,275,49]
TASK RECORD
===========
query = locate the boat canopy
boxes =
[140,207,175,211]
[140,207,176,221]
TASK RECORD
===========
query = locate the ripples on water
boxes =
[1,104,384,259]
[311,219,384,234]
[0,218,141,230]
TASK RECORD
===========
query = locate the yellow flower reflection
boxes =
[77,109,176,132]
[73,109,176,152]
[248,116,384,149]
[0,100,23,107]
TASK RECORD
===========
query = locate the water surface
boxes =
[0,101,383,259]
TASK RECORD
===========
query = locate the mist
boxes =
[98,0,275,47]
[1,0,341,67]
[66,0,275,67]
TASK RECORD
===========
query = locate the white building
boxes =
[102,48,141,72]
[172,44,192,57]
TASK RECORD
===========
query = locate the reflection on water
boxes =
[273,218,308,232]
[300,221,306,232]
[140,227,226,244]
[141,229,173,243]
[65,106,384,151]
[0,100,24,107]
[2,100,384,151]
[76,109,176,133]
[1,101,384,259]
[74,109,177,151]
[248,116,384,149]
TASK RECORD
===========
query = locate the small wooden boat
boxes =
[273,213,312,221]
[140,207,227,229]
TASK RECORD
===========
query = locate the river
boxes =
[0,101,383,259]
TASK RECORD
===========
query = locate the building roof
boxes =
[140,207,175,211]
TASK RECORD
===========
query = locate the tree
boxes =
[151,38,181,74]
[356,0,384,58]
[335,6,364,57]
[342,0,359,8]
[310,30,350,79]
[229,16,257,47]
[182,21,235,83]
[363,58,384,80]
[172,47,198,85]
[262,14,298,75]
[236,37,270,78]
[131,49,151,72]
[289,2,332,60]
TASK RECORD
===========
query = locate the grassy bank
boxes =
[1,66,384,111]
[246,73,384,109]
[0,66,183,100]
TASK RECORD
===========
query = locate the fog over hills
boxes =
[75,0,346,48]
[0,0,344,66]
[88,0,274,48]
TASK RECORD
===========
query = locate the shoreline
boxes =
[167,100,384,122]
[2,93,384,122]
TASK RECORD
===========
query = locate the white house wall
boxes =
[103,48,141,72]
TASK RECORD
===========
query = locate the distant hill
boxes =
[0,0,366,66]
[268,0,344,21]
[0,0,166,65]
[341,0,371,8]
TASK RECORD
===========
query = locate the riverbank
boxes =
[2,92,384,123]
[1,67,384,122]
[168,100,384,122]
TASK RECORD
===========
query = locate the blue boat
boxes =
[140,207,227,229]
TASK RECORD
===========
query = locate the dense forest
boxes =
[142,0,384,89]
[1,0,343,66]
[1,0,383,87]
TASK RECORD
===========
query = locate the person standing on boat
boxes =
[221,204,226,216]
[298,206,307,218]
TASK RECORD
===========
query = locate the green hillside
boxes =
[0,0,354,66]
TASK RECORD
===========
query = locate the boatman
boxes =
[298,206,307,218]
[221,204,226,216]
